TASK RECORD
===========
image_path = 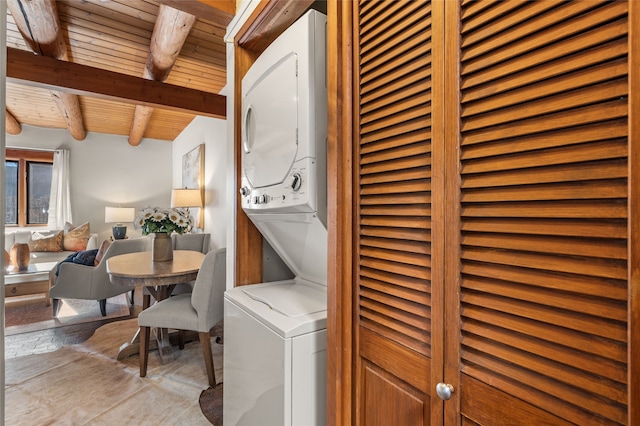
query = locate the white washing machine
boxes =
[224,9,328,426]
[224,281,327,426]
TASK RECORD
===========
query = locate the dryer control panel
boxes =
[240,157,319,214]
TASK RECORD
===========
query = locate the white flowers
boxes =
[133,207,192,235]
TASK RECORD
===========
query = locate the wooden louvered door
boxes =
[341,0,638,424]
[453,0,634,424]
[352,0,438,424]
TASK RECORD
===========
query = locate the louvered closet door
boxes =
[354,1,438,425]
[354,0,435,424]
[456,1,629,424]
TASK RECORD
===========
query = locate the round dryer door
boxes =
[242,52,298,189]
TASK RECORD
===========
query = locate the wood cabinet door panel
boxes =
[353,0,435,424]
[456,1,630,424]
[340,0,636,424]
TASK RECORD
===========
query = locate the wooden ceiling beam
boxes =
[7,0,87,140]
[129,5,197,146]
[155,0,235,27]
[6,47,226,119]
[5,109,22,135]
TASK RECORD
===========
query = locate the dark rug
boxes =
[200,383,223,425]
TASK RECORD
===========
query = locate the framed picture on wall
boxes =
[182,144,204,228]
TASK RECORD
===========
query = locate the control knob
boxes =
[290,173,302,192]
[239,186,250,197]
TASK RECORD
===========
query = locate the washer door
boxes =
[242,52,298,189]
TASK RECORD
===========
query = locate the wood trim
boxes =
[430,0,448,423]
[5,149,54,162]
[237,0,314,54]
[430,0,446,418]
[327,0,354,424]
[5,149,54,228]
[442,1,463,423]
[628,1,639,424]
[233,43,261,286]
[155,0,235,26]
[6,47,226,119]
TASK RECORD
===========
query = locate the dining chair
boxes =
[139,233,211,307]
[138,247,226,387]
[171,232,211,253]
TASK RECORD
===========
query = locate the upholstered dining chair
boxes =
[171,232,211,253]
[138,233,212,308]
[138,247,226,387]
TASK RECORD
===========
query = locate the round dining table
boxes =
[107,249,205,361]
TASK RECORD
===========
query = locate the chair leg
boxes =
[178,330,185,350]
[140,325,150,377]
[129,288,135,306]
[199,331,216,387]
[52,299,61,317]
[99,299,107,316]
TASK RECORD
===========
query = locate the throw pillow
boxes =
[55,249,99,276]
[63,222,91,251]
[94,239,112,266]
[28,231,63,252]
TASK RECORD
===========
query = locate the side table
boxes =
[4,261,59,306]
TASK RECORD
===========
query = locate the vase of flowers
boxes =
[133,207,192,261]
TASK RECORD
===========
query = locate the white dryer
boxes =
[224,9,328,426]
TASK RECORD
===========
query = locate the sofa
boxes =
[4,225,98,265]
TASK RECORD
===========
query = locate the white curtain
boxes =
[47,149,73,229]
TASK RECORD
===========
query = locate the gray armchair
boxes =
[50,237,150,317]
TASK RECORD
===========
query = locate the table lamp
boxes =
[171,188,203,229]
[105,206,135,240]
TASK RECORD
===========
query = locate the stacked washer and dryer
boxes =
[223,10,328,426]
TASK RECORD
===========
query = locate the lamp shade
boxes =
[105,207,135,224]
[171,189,203,208]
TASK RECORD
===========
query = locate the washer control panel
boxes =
[241,159,318,213]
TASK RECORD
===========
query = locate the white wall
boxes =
[6,125,173,243]
[172,116,228,252]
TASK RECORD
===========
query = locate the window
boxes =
[5,149,54,227]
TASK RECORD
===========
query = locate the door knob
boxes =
[436,382,454,400]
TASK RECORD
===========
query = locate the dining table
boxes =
[107,249,205,362]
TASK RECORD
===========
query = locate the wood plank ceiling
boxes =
[5,0,233,143]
